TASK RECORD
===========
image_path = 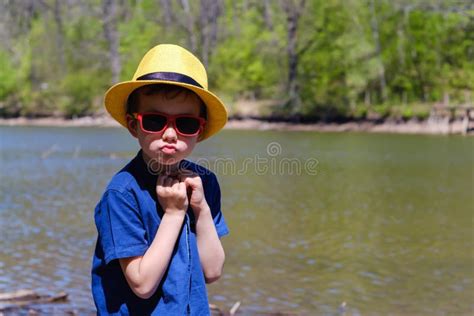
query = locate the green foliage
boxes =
[0,49,18,100]
[298,1,355,117]
[0,0,472,120]
[391,103,431,121]
[372,103,392,119]
[60,70,108,117]
[209,7,283,100]
[119,1,170,80]
[351,103,369,120]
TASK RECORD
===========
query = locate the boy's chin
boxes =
[159,157,182,166]
[145,155,184,175]
[142,151,183,166]
[149,155,181,164]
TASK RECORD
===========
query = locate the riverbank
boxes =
[0,115,471,135]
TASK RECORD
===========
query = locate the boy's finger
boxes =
[179,174,192,187]
[178,174,187,182]
[183,177,194,188]
[171,179,179,188]
[178,181,186,192]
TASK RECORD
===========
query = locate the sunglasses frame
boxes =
[132,112,206,137]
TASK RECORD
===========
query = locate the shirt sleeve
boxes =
[207,173,229,238]
[94,189,149,264]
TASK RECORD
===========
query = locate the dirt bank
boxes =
[0,116,471,135]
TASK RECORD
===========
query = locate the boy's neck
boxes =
[140,151,182,176]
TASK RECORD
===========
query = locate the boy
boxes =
[91,44,229,315]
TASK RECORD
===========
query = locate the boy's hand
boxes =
[180,170,208,215]
[156,175,188,217]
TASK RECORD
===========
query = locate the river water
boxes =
[0,126,472,315]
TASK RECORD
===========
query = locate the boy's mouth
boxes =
[160,145,177,154]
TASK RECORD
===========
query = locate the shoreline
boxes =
[0,116,471,135]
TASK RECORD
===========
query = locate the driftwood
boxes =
[0,290,68,312]
[0,291,299,315]
[0,290,39,301]
[210,300,299,316]
[210,301,242,316]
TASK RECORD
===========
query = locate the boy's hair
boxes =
[126,84,207,119]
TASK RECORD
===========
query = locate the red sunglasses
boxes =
[132,112,206,136]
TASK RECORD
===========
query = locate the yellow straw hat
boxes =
[104,44,227,141]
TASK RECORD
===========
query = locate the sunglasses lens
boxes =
[175,117,201,135]
[142,114,167,132]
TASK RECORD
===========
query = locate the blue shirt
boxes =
[91,151,229,315]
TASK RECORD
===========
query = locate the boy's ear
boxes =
[126,114,138,138]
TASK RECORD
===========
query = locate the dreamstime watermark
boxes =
[147,141,319,176]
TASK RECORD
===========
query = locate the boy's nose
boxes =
[162,125,178,141]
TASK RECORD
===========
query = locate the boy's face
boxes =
[126,89,202,168]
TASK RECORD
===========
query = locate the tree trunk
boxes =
[102,0,121,84]
[396,6,411,68]
[53,0,66,73]
[200,0,211,68]
[280,0,306,114]
[209,0,222,53]
[199,0,222,68]
[369,0,387,103]
[180,0,197,52]
[159,0,173,26]
[263,0,274,31]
